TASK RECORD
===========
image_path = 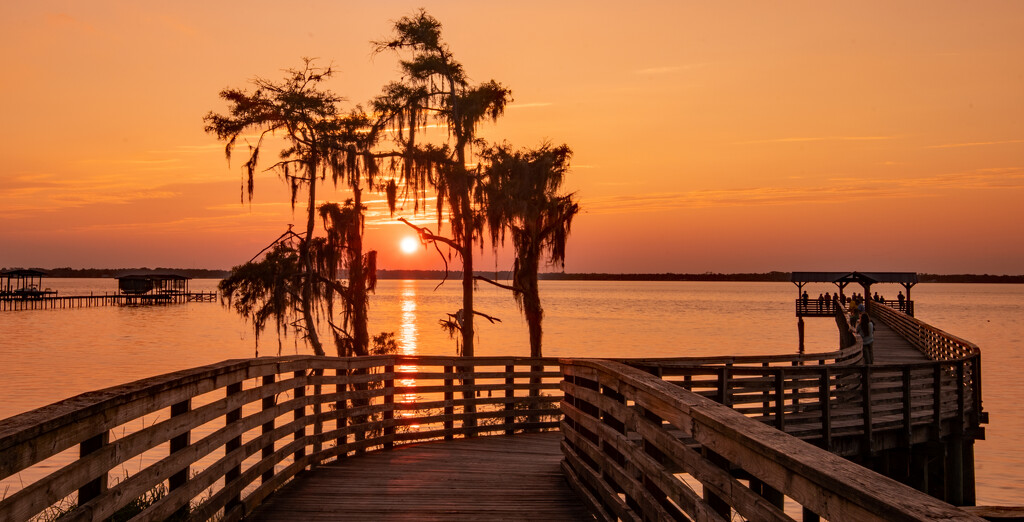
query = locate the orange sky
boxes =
[2,2,1023,274]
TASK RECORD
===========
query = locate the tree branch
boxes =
[397,217,462,251]
[473,275,518,293]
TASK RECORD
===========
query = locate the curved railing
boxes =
[559,358,980,522]
[869,300,985,428]
[0,356,562,521]
[624,304,983,456]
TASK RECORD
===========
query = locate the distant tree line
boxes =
[918,273,1024,284]
[1,267,231,278]
[7,268,1022,283]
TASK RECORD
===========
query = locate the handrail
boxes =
[559,358,982,521]
[0,355,563,521]
[624,303,983,457]
[868,300,985,429]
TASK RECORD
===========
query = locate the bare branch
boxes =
[473,275,518,293]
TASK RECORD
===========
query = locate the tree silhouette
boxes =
[478,142,579,358]
[205,60,378,357]
[372,10,511,358]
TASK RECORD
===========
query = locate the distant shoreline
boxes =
[4,267,1023,284]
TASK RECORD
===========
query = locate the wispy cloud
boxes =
[584,167,1024,215]
[924,139,1024,149]
[509,102,553,109]
[737,136,896,145]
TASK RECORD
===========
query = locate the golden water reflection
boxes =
[397,280,422,429]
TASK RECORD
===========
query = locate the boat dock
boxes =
[0,291,217,311]
[0,269,216,310]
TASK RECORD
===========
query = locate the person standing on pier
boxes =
[859,311,875,364]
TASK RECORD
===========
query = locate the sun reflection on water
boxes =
[397,280,422,429]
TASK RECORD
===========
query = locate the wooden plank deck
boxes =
[871,320,930,364]
[247,432,592,521]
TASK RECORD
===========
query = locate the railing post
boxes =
[956,361,966,435]
[444,365,455,440]
[932,364,943,441]
[169,399,191,519]
[261,374,276,484]
[77,431,109,506]
[972,354,984,425]
[861,365,873,455]
[384,364,395,450]
[775,370,785,431]
[760,362,770,417]
[819,369,830,450]
[718,366,731,407]
[294,371,306,462]
[335,367,348,456]
[504,364,515,435]
[225,381,243,512]
[902,368,913,446]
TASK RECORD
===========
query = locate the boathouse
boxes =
[116,273,190,296]
[0,269,56,298]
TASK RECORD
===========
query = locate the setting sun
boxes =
[400,236,419,254]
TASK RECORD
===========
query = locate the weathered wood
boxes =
[560,359,983,522]
[248,433,590,521]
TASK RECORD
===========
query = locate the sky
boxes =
[1,1,1023,274]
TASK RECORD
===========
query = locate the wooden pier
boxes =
[0,301,998,521]
[248,433,589,521]
[0,291,217,311]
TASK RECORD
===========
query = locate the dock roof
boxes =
[1,269,48,277]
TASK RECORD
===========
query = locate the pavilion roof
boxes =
[791,271,918,285]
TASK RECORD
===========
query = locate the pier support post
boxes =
[945,438,964,506]
[797,317,805,353]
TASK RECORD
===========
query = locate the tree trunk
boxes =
[301,157,325,356]
[350,186,369,357]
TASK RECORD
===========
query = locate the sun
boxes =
[399,236,419,254]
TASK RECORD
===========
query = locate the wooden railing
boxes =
[559,358,982,521]
[869,300,985,427]
[0,356,562,521]
[797,298,915,317]
[625,304,982,456]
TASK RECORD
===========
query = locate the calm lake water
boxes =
[1,279,1020,505]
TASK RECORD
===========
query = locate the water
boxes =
[0,279,1020,505]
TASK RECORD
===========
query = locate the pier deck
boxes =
[248,432,589,521]
[871,320,930,364]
